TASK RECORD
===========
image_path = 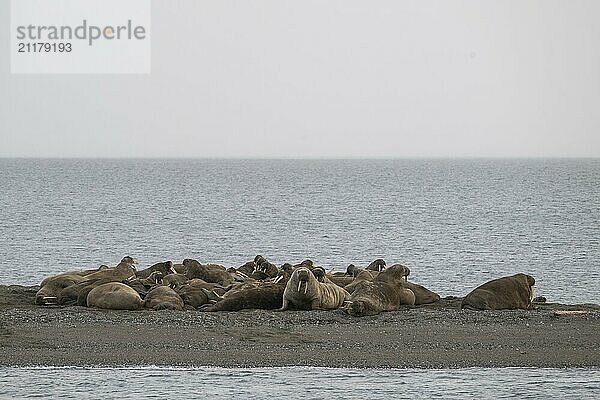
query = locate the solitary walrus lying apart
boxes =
[461,273,535,310]
[86,282,144,310]
[279,267,350,311]
[346,264,415,317]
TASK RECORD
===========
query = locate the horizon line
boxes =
[0,156,599,160]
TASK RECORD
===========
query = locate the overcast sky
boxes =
[1,0,599,158]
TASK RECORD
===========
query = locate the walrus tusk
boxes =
[273,275,283,284]
[297,281,302,292]
[237,271,249,279]
[170,266,177,274]
[42,296,58,301]
[127,275,136,281]
[304,283,308,295]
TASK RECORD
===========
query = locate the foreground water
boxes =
[1,367,598,399]
[0,159,598,303]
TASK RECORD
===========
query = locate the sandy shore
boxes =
[1,284,599,368]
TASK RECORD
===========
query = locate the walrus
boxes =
[237,261,257,277]
[346,264,415,317]
[80,256,138,283]
[367,259,386,272]
[86,282,144,310]
[183,259,233,286]
[59,277,115,306]
[55,257,138,305]
[461,273,535,310]
[176,279,227,309]
[327,265,357,287]
[343,269,375,294]
[202,269,292,311]
[404,281,440,305]
[38,265,108,288]
[35,273,87,305]
[279,267,350,311]
[256,260,279,278]
[123,271,164,298]
[144,285,184,311]
[162,273,189,287]
[135,261,176,279]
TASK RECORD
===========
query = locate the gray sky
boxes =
[1,0,599,158]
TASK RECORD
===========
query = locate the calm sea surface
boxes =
[1,367,599,399]
[0,159,598,303]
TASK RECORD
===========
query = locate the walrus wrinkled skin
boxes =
[404,281,440,305]
[344,269,375,294]
[55,257,138,305]
[367,259,386,272]
[135,261,176,279]
[183,259,233,286]
[175,279,226,309]
[144,285,184,311]
[162,273,189,287]
[461,273,535,310]
[35,274,87,305]
[81,256,138,283]
[346,264,415,317]
[203,270,291,311]
[279,268,350,311]
[86,282,144,310]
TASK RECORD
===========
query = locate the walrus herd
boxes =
[34,255,537,316]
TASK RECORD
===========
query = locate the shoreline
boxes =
[1,285,599,369]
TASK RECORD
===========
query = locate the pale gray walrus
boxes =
[279,267,350,311]
[461,273,535,310]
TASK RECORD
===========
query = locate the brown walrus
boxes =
[86,282,144,310]
[35,273,87,305]
[55,257,137,305]
[346,264,415,317]
[80,256,138,283]
[279,267,350,311]
[175,279,227,309]
[183,259,233,286]
[135,261,177,279]
[202,270,292,311]
[404,281,440,305]
[461,273,536,310]
[343,269,375,294]
[144,285,184,310]
[367,259,386,272]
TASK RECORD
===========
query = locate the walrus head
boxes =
[375,264,410,284]
[254,255,266,265]
[293,267,316,295]
[149,271,164,285]
[367,259,386,272]
[121,256,137,266]
[312,267,326,282]
[346,264,358,276]
[280,263,293,273]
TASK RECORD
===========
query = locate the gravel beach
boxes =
[1,285,599,368]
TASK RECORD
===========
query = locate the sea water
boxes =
[0,366,599,399]
[1,159,598,303]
